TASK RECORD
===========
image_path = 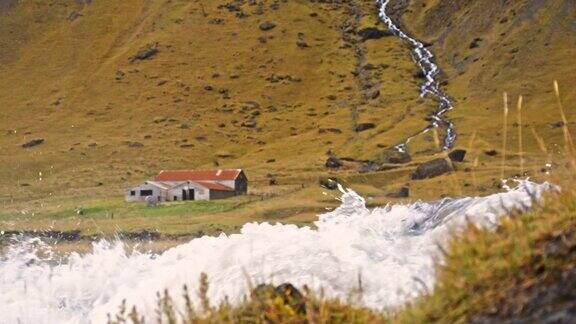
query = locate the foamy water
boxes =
[0,181,556,323]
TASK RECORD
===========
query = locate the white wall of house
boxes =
[167,182,210,201]
[125,182,167,202]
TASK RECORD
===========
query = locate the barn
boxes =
[125,169,247,202]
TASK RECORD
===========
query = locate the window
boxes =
[140,189,153,196]
[130,190,136,196]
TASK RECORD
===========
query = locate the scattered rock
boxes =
[153,116,167,124]
[241,120,257,128]
[296,41,309,48]
[115,70,125,81]
[354,123,376,132]
[216,151,234,158]
[485,149,498,156]
[366,89,380,99]
[259,21,276,31]
[448,149,467,162]
[387,186,410,198]
[125,141,144,148]
[68,11,82,21]
[359,161,380,173]
[412,158,454,180]
[180,123,191,129]
[266,159,276,163]
[469,37,483,49]
[358,27,392,41]
[22,139,44,148]
[130,42,159,62]
[380,150,412,164]
[550,121,565,128]
[318,128,342,134]
[325,156,343,169]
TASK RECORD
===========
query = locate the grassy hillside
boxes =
[1,0,574,235]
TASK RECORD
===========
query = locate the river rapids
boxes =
[0,181,557,323]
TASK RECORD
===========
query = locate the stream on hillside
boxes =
[377,0,456,152]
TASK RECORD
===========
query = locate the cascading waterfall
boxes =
[0,181,557,323]
[377,0,456,151]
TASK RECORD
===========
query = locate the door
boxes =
[182,189,195,200]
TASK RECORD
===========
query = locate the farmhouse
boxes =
[125,169,247,202]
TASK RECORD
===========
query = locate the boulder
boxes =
[413,70,426,79]
[354,123,376,132]
[259,21,276,31]
[252,283,306,314]
[319,177,338,190]
[325,156,343,168]
[358,27,392,41]
[386,186,410,198]
[22,139,44,148]
[448,149,467,162]
[412,158,454,180]
[130,42,159,62]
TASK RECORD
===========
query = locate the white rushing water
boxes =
[377,0,456,151]
[0,181,557,323]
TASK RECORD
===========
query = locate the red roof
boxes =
[154,169,242,182]
[196,181,234,192]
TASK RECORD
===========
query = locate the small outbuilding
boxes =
[125,169,247,202]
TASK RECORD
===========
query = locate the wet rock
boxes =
[130,42,159,62]
[448,149,467,162]
[354,123,376,132]
[358,27,392,41]
[259,21,276,31]
[412,158,454,180]
[319,177,339,190]
[387,186,410,198]
[22,139,44,148]
[413,70,426,79]
[325,156,343,168]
